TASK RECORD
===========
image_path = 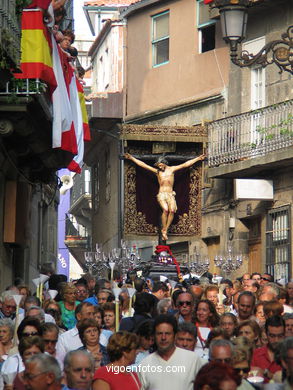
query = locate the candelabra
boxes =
[84,244,108,278]
[214,244,243,275]
[189,252,210,277]
[110,241,141,281]
[84,241,142,281]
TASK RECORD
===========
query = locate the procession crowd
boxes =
[1,269,293,390]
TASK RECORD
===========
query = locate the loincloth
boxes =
[156,191,177,212]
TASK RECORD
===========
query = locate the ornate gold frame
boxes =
[124,165,202,236]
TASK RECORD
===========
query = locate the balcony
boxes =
[65,215,88,268]
[69,167,92,229]
[208,99,293,178]
[0,78,74,183]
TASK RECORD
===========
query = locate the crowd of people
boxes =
[1,270,293,390]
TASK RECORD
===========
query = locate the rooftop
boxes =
[84,0,138,6]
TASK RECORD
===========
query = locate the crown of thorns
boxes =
[154,156,169,167]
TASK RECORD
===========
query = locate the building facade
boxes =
[0,1,79,288]
[207,0,293,281]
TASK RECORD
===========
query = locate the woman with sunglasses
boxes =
[232,342,253,382]
[2,328,44,390]
[194,299,219,360]
[43,299,66,332]
[40,322,63,369]
[58,283,80,330]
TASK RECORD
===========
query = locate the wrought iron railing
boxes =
[208,99,293,167]
[0,78,47,95]
[71,166,92,206]
[65,214,88,239]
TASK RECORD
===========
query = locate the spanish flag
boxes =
[15,9,57,92]
[76,80,91,142]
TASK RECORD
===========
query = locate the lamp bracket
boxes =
[230,25,293,74]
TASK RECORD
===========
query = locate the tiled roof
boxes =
[84,0,139,6]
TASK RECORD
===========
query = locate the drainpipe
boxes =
[38,184,44,271]
[118,132,124,246]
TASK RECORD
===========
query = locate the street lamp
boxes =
[213,0,293,74]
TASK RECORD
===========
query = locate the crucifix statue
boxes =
[124,153,205,241]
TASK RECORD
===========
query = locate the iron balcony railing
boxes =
[65,214,88,239]
[71,167,92,206]
[208,99,293,168]
[0,78,47,95]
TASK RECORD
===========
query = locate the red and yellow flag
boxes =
[15,9,57,92]
[76,80,91,142]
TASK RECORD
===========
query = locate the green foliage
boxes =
[254,113,293,139]
[16,0,32,15]
[8,78,47,93]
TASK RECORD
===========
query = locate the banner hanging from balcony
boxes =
[67,74,84,174]
[15,9,57,92]
[76,81,91,142]
[51,37,77,155]
[14,7,90,174]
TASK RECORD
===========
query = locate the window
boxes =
[266,206,291,283]
[152,11,169,67]
[242,37,266,150]
[93,163,100,213]
[105,150,111,203]
[197,0,215,53]
[251,66,265,110]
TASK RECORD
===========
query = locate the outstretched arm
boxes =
[52,0,67,10]
[171,154,206,172]
[124,153,157,173]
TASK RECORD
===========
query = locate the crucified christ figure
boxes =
[124,153,205,241]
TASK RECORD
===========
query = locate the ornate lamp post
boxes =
[212,0,293,74]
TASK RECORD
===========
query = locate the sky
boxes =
[73,0,92,38]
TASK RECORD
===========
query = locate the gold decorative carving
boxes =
[124,165,158,235]
[124,165,202,236]
[169,167,201,236]
[121,124,207,138]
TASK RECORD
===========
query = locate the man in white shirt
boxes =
[56,302,95,361]
[138,314,204,390]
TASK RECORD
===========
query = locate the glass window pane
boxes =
[153,13,169,40]
[266,206,291,282]
[198,1,210,26]
[154,38,169,65]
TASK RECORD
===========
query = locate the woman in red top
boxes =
[194,299,219,359]
[93,331,141,390]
